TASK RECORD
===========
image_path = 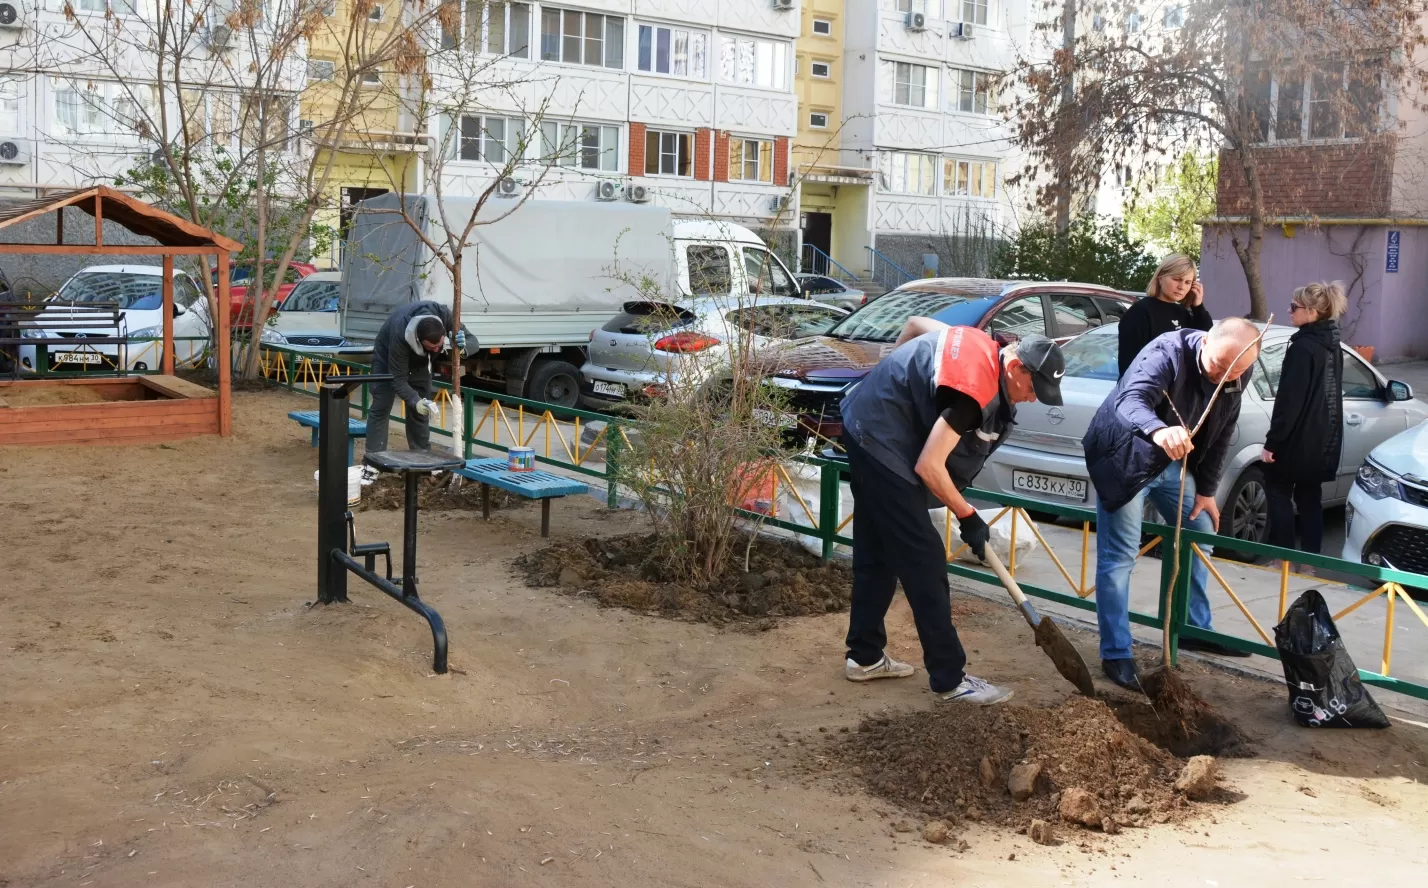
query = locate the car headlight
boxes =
[21,327,44,338]
[259,327,288,345]
[1355,461,1404,501]
[129,325,161,340]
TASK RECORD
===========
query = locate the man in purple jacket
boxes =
[1083,318,1261,691]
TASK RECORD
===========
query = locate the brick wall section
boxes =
[713,130,730,183]
[694,128,712,181]
[628,122,647,177]
[773,136,790,187]
[1216,140,1395,218]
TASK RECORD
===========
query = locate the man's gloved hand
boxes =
[414,398,439,417]
[454,329,467,351]
[958,510,991,560]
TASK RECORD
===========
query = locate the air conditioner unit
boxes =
[771,0,794,10]
[496,176,520,197]
[0,137,30,165]
[769,194,791,215]
[625,184,651,203]
[952,21,974,39]
[208,24,233,50]
[0,2,22,29]
[905,11,926,31]
[595,179,622,201]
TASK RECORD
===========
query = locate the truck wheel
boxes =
[525,359,581,408]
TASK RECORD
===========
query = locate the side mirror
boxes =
[171,301,185,316]
[1389,380,1414,401]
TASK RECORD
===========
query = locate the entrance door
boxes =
[801,211,833,273]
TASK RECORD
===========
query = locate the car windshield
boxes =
[826,291,970,342]
[55,272,164,310]
[1060,326,1120,380]
[282,281,340,313]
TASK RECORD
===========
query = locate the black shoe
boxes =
[1101,658,1144,693]
[1179,636,1254,657]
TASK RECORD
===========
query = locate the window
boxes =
[729,136,773,182]
[1127,10,1142,32]
[687,245,732,294]
[458,115,522,163]
[878,151,937,195]
[175,276,204,309]
[718,36,789,90]
[952,68,995,113]
[944,158,997,198]
[368,3,383,21]
[1163,5,1184,28]
[1309,63,1343,139]
[1050,293,1101,336]
[959,0,988,25]
[540,8,623,68]
[811,18,831,35]
[637,24,709,79]
[455,1,531,57]
[988,295,1046,340]
[54,80,155,140]
[809,112,828,128]
[307,59,336,81]
[541,120,619,171]
[179,89,239,150]
[894,62,939,109]
[897,0,941,13]
[645,129,692,176]
[728,304,840,339]
[361,70,381,86]
[1251,63,1383,143]
[811,60,831,78]
[77,0,136,14]
[742,247,798,298]
[0,77,21,133]
[1095,297,1129,323]
[1343,352,1381,399]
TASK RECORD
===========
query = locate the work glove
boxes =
[414,398,439,418]
[958,510,991,561]
[454,329,467,351]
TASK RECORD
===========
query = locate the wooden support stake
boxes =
[161,255,175,376]
[216,250,232,437]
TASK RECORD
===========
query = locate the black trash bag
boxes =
[1273,589,1390,729]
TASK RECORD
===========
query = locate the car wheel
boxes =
[525,359,581,409]
[1222,466,1269,561]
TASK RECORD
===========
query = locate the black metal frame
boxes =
[315,373,450,674]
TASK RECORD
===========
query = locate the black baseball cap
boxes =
[1014,334,1066,406]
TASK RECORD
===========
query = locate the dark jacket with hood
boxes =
[1084,329,1250,512]
[1263,319,1343,483]
[372,300,454,409]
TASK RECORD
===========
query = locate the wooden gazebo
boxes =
[0,186,240,445]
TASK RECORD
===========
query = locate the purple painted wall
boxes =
[1200,224,1428,362]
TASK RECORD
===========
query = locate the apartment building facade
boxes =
[426,0,800,247]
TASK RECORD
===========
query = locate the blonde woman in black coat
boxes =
[1261,281,1349,564]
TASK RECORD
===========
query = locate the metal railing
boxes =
[864,245,915,290]
[800,244,861,284]
[257,343,1428,703]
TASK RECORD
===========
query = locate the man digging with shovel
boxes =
[1083,318,1261,693]
[838,318,1067,705]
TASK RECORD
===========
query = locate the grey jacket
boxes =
[372,300,454,408]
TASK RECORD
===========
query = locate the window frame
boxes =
[540,7,624,69]
[1047,292,1104,337]
[53,78,157,143]
[958,0,988,25]
[878,150,938,196]
[987,294,1049,340]
[808,111,829,129]
[541,119,621,172]
[456,114,524,164]
[455,0,531,58]
[943,157,998,199]
[951,67,996,114]
[718,35,790,91]
[636,22,710,80]
[1251,63,1385,144]
[686,243,734,295]
[893,60,939,110]
[811,18,832,35]
[728,135,774,183]
[644,128,694,178]
[810,60,831,78]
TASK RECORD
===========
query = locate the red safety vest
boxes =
[931,326,1001,408]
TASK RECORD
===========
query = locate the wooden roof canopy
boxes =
[0,185,242,254]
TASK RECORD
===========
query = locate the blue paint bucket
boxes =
[508,447,536,473]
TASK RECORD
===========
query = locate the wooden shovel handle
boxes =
[982,547,1041,628]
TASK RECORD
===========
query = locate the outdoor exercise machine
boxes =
[314,373,462,673]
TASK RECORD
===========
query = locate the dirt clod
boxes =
[978,757,999,790]
[360,474,524,512]
[1008,762,1043,801]
[558,566,584,587]
[1174,756,1220,799]
[1028,819,1056,845]
[922,820,951,844]
[1059,788,1105,827]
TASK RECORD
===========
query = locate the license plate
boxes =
[592,380,626,398]
[753,408,795,429]
[1013,470,1087,501]
[55,351,104,365]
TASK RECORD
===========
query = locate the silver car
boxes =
[580,296,848,406]
[795,273,867,311]
[976,323,1428,547]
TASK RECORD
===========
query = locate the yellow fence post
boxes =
[1383,585,1398,676]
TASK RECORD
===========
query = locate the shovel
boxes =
[981,547,1096,697]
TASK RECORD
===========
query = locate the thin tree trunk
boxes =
[1053,0,1078,234]
[448,257,464,457]
[1231,152,1268,321]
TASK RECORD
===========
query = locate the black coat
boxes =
[1264,320,1343,483]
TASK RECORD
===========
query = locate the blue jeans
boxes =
[1094,463,1216,660]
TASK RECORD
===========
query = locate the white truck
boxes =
[339,194,801,407]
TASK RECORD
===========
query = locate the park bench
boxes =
[289,409,366,465]
[0,303,131,377]
[456,456,589,537]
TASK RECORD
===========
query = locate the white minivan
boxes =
[18,265,210,373]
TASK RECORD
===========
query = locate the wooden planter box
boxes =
[0,375,219,446]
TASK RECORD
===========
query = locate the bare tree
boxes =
[1009,0,1428,319]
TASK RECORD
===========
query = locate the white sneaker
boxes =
[845,654,916,682]
[936,675,1014,706]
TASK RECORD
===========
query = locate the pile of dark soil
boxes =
[515,532,852,623]
[360,474,525,512]
[818,695,1246,837]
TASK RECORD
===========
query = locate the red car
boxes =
[218,261,319,327]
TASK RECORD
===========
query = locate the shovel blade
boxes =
[1034,616,1097,697]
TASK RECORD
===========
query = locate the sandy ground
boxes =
[2,389,1427,888]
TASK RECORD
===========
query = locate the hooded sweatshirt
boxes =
[372,300,454,409]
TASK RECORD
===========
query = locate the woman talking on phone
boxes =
[1117,254,1214,378]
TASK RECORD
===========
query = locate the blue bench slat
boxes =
[457,457,589,498]
[288,410,367,435]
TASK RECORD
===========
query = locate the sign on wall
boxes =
[1387,230,1401,274]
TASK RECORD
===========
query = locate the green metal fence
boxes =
[258,344,1428,703]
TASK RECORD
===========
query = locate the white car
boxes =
[258,271,363,353]
[18,265,210,373]
[794,273,867,311]
[1343,423,1428,574]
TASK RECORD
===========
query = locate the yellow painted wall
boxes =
[793,0,845,174]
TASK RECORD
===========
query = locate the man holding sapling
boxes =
[838,317,1067,705]
[1083,318,1261,694]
